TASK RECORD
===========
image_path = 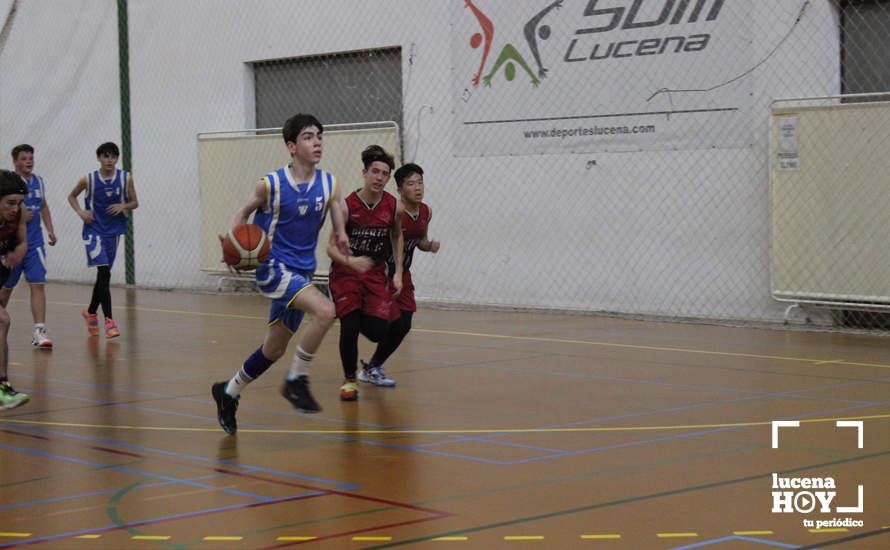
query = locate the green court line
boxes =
[365,449,890,548]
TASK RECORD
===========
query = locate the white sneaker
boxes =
[357,360,396,387]
[32,327,53,349]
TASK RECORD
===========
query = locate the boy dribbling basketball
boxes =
[210,113,354,435]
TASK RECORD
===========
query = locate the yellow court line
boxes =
[808,528,848,534]
[42,298,890,369]
[657,532,698,538]
[503,536,545,540]
[581,534,622,539]
[353,536,392,541]
[203,536,243,541]
[132,535,171,540]
[2,413,888,435]
[277,536,317,541]
[411,329,890,369]
[73,534,102,539]
[0,533,31,538]
[734,531,775,536]
[432,536,469,541]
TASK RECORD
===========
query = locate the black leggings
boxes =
[88,265,112,319]
[339,311,389,379]
[371,311,413,367]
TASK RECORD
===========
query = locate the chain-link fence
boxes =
[1,0,890,329]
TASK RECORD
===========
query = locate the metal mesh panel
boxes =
[1,0,890,329]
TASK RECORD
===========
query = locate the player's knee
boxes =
[0,310,10,332]
[317,301,336,327]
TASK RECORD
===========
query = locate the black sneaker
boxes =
[281,376,321,413]
[211,382,239,434]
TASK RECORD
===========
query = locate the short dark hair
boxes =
[96,142,120,157]
[0,169,27,198]
[283,114,323,144]
[361,145,395,170]
[394,163,424,187]
[11,144,34,161]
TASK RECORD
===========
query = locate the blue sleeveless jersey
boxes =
[84,169,129,236]
[22,174,46,248]
[252,166,336,272]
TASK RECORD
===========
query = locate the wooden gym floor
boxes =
[0,283,888,549]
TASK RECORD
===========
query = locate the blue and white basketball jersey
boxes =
[22,174,46,248]
[253,166,336,272]
[84,169,129,236]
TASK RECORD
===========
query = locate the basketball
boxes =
[221,224,269,270]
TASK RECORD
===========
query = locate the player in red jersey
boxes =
[361,163,439,387]
[327,145,404,401]
[0,170,30,411]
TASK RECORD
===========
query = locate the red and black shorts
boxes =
[389,270,416,320]
[329,261,394,320]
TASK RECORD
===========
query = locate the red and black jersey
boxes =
[400,202,431,272]
[343,190,398,263]
[0,210,22,284]
[0,210,22,257]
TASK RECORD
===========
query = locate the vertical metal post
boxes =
[118,0,135,284]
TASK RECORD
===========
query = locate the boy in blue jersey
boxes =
[211,113,355,435]
[0,145,58,348]
[67,142,139,339]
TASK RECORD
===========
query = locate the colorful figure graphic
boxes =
[523,0,562,78]
[465,0,494,87]
[482,43,540,87]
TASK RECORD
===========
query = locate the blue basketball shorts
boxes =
[255,259,314,332]
[82,228,120,268]
[3,245,47,287]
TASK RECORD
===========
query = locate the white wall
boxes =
[0,0,843,321]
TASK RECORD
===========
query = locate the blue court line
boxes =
[1,422,359,490]
[0,492,327,549]
[0,442,268,500]
[14,380,885,468]
[0,473,227,511]
[8,367,889,468]
[671,534,798,549]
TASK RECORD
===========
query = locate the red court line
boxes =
[213,467,451,516]
[2,426,454,545]
[1,428,50,441]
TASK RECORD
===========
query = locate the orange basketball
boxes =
[221,224,269,270]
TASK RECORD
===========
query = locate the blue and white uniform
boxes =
[82,169,129,268]
[253,166,336,331]
[4,174,48,287]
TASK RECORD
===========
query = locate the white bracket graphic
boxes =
[835,420,864,449]
[771,420,800,449]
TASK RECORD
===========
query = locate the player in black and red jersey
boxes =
[360,163,439,388]
[0,170,30,411]
[327,145,404,401]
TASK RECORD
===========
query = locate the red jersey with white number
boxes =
[400,202,431,272]
[340,190,397,264]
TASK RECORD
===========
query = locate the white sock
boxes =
[34,323,45,331]
[225,367,253,397]
[286,346,314,381]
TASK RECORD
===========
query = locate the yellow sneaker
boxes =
[339,379,358,401]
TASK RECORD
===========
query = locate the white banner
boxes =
[451,0,753,155]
